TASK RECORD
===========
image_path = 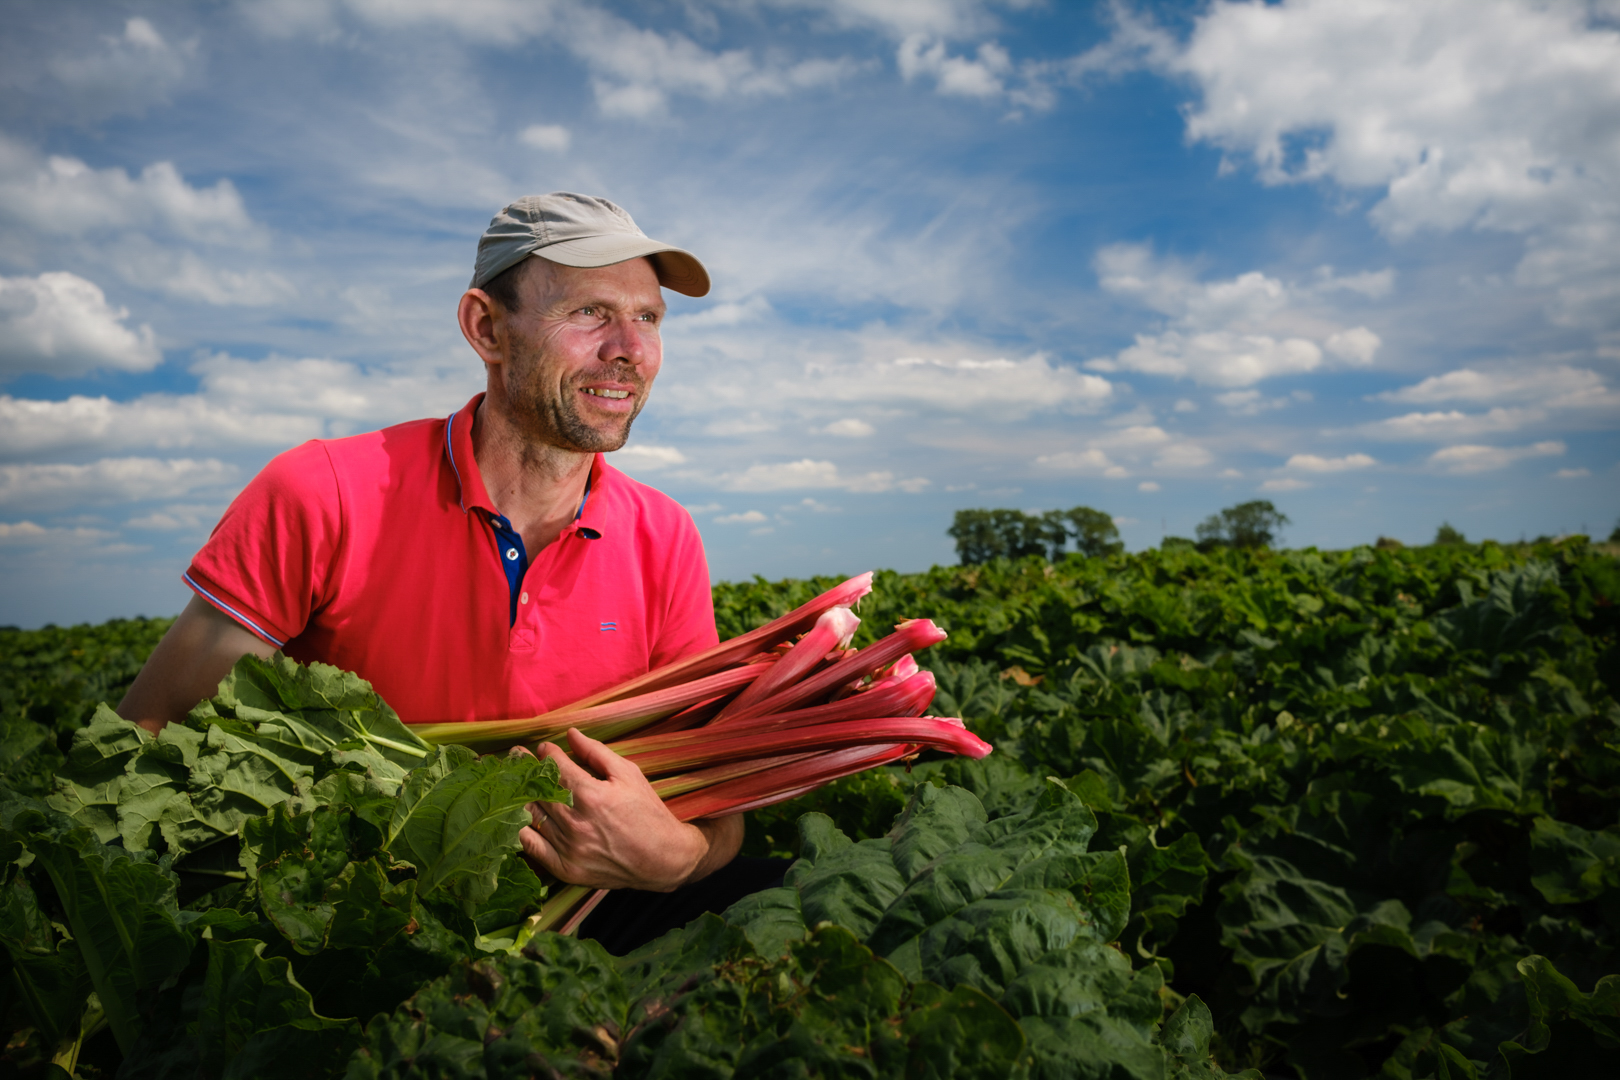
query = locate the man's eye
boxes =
[578,306,597,317]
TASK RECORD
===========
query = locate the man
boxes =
[117,194,767,944]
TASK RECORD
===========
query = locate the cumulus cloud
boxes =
[0,273,161,380]
[607,444,688,471]
[1374,365,1607,406]
[1260,477,1310,492]
[1166,0,1620,334]
[1428,440,1565,474]
[0,457,237,513]
[0,349,481,459]
[41,17,194,123]
[1085,243,1382,386]
[519,124,570,152]
[1035,424,1211,478]
[1285,453,1376,472]
[720,458,927,493]
[0,520,118,545]
[0,135,258,245]
[804,353,1112,415]
[821,418,875,437]
[714,509,769,524]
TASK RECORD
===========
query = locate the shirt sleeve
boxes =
[184,441,342,647]
[649,506,720,668]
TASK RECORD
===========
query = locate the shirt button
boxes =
[520,591,529,604]
[506,548,518,560]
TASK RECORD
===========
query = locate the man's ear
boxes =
[458,288,504,366]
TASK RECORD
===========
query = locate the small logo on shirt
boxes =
[600,621,618,632]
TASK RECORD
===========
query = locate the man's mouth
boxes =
[584,388,631,399]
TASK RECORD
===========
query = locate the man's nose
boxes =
[601,315,654,365]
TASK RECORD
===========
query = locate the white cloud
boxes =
[1554,468,1590,479]
[43,17,194,122]
[0,135,257,245]
[607,444,688,470]
[1173,398,1198,412]
[0,273,161,380]
[1374,365,1607,406]
[1137,481,1160,492]
[1428,440,1565,474]
[715,509,769,524]
[0,520,118,545]
[1285,453,1376,472]
[519,124,571,152]
[719,458,927,493]
[1034,424,1211,477]
[821,418,875,438]
[1362,407,1553,442]
[0,457,237,512]
[1260,477,1311,492]
[1086,243,1382,386]
[1035,449,1126,477]
[1215,389,1290,415]
[1167,0,1620,334]
[125,503,225,530]
[798,353,1113,416]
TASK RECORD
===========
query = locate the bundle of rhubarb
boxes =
[409,571,990,819]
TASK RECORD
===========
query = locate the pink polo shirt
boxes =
[185,394,718,724]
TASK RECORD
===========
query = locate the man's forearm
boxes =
[684,814,745,887]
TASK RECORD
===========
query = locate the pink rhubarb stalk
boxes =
[724,619,948,722]
[619,717,986,777]
[608,671,937,760]
[663,743,921,820]
[549,572,875,713]
[410,661,770,750]
[711,606,860,723]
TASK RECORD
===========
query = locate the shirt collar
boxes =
[443,392,609,538]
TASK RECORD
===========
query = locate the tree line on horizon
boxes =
[947,501,1618,566]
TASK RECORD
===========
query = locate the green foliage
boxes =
[1436,522,1467,546]
[948,506,1122,565]
[3,536,1618,1077]
[1195,500,1289,550]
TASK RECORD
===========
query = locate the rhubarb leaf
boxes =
[0,863,91,1048]
[383,749,570,911]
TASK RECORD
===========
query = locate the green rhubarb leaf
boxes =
[0,865,92,1048]
[470,852,548,937]
[898,982,1025,1080]
[783,813,908,939]
[214,652,430,769]
[719,883,806,959]
[18,809,201,1054]
[383,748,569,911]
[867,778,1101,960]
[1528,816,1620,905]
[192,936,355,1078]
[1161,995,1262,1079]
[255,807,360,955]
[45,704,147,842]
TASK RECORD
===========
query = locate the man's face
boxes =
[496,256,666,454]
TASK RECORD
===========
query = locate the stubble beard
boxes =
[511,341,647,454]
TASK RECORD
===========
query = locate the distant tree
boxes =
[1195,500,1290,550]
[948,506,1122,565]
[1434,522,1466,546]
[1609,519,1620,543]
[1063,507,1124,557]
[1161,536,1197,552]
[1375,536,1404,550]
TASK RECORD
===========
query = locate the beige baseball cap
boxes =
[470,192,710,297]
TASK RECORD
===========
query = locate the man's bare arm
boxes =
[117,595,277,735]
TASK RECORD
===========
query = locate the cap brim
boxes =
[538,235,711,297]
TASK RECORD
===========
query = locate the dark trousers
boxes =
[576,856,792,956]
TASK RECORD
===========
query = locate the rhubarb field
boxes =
[2,539,1618,1078]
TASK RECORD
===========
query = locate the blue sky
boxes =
[1,0,1617,628]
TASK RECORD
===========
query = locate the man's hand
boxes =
[515,728,743,892]
[117,595,276,735]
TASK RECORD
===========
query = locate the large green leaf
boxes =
[383,748,569,910]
